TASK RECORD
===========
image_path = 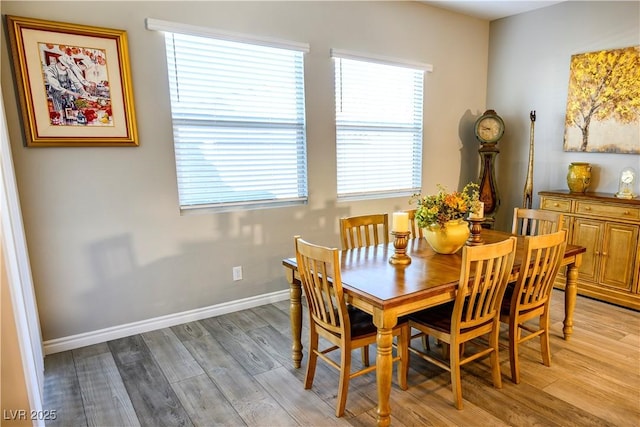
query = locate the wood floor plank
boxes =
[543,376,639,427]
[493,329,639,406]
[559,326,640,364]
[251,303,292,332]
[387,386,494,427]
[141,328,204,384]
[244,324,301,375]
[72,350,140,427]
[552,345,640,391]
[199,315,280,376]
[254,366,352,426]
[171,374,246,427]
[43,351,88,427]
[542,352,640,425]
[171,321,210,341]
[177,322,298,426]
[72,342,111,359]
[620,332,640,346]
[272,299,290,312]
[223,307,270,330]
[107,335,193,427]
[464,372,613,427]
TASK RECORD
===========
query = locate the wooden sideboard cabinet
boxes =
[539,191,640,310]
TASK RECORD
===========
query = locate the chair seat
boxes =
[348,306,409,337]
[409,302,455,333]
[347,306,377,337]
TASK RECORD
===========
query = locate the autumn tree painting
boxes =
[563,46,640,153]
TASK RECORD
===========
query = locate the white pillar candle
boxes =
[392,212,409,232]
[469,201,484,219]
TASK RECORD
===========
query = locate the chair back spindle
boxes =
[512,208,563,236]
[454,238,517,333]
[510,230,567,314]
[340,214,389,249]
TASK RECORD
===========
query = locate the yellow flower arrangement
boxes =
[411,182,480,229]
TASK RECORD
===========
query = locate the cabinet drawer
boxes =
[575,201,640,221]
[540,197,571,213]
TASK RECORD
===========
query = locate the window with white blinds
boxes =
[153,21,308,211]
[333,51,427,200]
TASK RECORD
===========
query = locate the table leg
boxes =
[285,268,303,368]
[373,309,396,427]
[563,256,581,340]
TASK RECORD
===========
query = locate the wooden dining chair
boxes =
[294,236,409,417]
[512,208,564,236]
[339,213,389,250]
[408,237,517,410]
[406,209,424,239]
[500,230,567,384]
[339,213,390,365]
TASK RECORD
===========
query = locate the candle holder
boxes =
[389,231,412,265]
[467,218,485,246]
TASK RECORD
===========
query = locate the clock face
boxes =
[475,114,504,143]
[621,170,634,184]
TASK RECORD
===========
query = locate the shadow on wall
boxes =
[82,200,352,329]
[237,199,351,279]
[458,109,482,189]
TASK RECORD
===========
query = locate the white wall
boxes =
[487,1,640,230]
[1,1,490,342]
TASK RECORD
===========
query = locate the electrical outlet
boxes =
[232,266,243,281]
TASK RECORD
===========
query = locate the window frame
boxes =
[332,49,431,201]
[146,18,310,213]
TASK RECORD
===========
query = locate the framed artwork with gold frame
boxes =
[6,15,138,147]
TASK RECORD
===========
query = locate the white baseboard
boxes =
[43,289,290,355]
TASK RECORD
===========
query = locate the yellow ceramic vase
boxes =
[567,162,592,193]
[424,219,470,254]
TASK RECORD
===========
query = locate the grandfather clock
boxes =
[473,110,505,228]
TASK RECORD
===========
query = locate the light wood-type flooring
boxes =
[44,290,640,426]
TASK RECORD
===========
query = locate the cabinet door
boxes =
[599,222,639,291]
[572,218,603,282]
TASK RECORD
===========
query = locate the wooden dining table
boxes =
[282,228,585,426]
